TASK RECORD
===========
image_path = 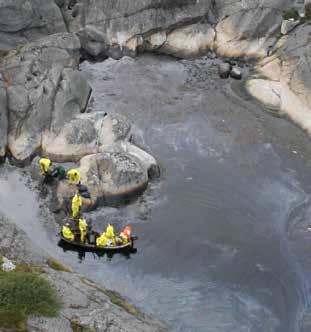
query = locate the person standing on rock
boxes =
[72,192,82,219]
[67,169,81,185]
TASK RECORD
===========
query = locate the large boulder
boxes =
[0,0,66,52]
[43,112,131,162]
[55,142,158,207]
[77,150,149,203]
[246,24,311,133]
[0,33,90,163]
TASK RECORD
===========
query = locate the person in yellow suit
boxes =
[39,158,52,175]
[71,193,82,219]
[67,169,81,185]
[105,224,116,245]
[62,223,75,241]
[78,217,88,243]
[96,232,109,248]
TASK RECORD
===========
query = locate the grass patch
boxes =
[80,277,139,316]
[70,321,96,332]
[104,289,139,316]
[282,7,299,20]
[47,258,72,273]
[0,271,60,331]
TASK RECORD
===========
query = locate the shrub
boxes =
[47,258,72,273]
[282,7,299,20]
[0,271,60,331]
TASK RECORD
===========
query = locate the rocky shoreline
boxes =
[0,212,169,332]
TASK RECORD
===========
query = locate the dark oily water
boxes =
[1,55,311,331]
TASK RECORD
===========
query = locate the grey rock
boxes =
[61,0,213,58]
[0,0,66,52]
[58,0,292,59]
[247,24,311,134]
[78,150,148,203]
[0,212,46,265]
[230,66,242,80]
[27,315,73,332]
[218,62,231,79]
[0,33,87,163]
[281,19,299,35]
[44,270,169,332]
[43,112,131,162]
[78,26,107,58]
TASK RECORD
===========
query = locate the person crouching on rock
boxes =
[39,158,52,176]
[67,168,81,185]
[71,192,82,219]
[62,223,75,241]
[39,158,66,183]
[78,217,88,243]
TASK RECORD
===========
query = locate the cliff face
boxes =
[59,0,293,59]
[0,0,295,59]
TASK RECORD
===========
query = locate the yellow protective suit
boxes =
[78,218,87,243]
[39,158,51,175]
[106,224,116,245]
[67,169,81,184]
[62,225,74,241]
[96,232,109,247]
[71,193,82,218]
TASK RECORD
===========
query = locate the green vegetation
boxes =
[70,321,96,332]
[282,7,299,20]
[104,289,139,316]
[80,277,139,316]
[0,270,60,331]
[47,258,72,273]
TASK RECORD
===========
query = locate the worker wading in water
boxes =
[78,217,88,243]
[71,193,82,219]
[67,169,81,185]
[62,223,75,241]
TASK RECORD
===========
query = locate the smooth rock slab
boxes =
[78,151,148,204]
